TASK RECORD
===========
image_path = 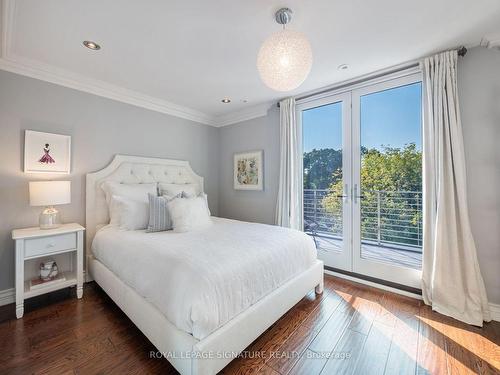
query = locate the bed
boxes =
[86,155,324,375]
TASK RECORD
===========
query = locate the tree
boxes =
[303,148,342,190]
[321,144,422,246]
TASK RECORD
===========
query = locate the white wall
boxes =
[218,46,500,304]
[0,70,219,292]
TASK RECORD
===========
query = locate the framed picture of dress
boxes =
[234,150,263,190]
[24,130,71,174]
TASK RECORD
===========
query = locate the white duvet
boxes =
[92,217,317,340]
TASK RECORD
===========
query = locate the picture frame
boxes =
[234,150,263,191]
[24,130,71,174]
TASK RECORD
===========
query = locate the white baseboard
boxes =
[1,273,499,322]
[325,269,423,300]
[325,270,500,322]
[0,288,15,306]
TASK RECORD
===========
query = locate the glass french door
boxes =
[300,92,352,271]
[300,72,423,289]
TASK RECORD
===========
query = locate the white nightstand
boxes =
[12,223,85,319]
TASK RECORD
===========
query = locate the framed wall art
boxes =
[24,130,71,174]
[234,150,263,191]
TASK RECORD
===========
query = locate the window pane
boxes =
[303,102,344,253]
[359,82,422,270]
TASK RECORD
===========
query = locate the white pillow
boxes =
[159,183,198,197]
[181,191,211,216]
[109,195,149,230]
[167,196,212,233]
[101,181,157,204]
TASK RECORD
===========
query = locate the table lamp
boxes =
[29,181,71,229]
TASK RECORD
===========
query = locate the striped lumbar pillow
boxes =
[146,193,180,232]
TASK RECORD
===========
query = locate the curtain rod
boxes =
[277,46,467,107]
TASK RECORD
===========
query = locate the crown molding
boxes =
[214,103,271,127]
[0,0,220,126]
[0,54,218,126]
[480,34,500,49]
[0,0,272,128]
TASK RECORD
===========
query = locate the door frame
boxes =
[297,92,352,271]
[351,72,423,289]
[298,69,423,289]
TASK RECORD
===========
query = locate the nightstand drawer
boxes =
[24,233,77,258]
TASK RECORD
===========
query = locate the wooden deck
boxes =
[0,276,498,374]
[315,235,422,270]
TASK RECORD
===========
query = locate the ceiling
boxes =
[1,0,500,126]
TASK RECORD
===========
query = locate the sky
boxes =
[303,82,422,153]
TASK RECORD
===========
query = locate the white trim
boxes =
[0,54,216,126]
[294,64,421,106]
[0,52,273,127]
[480,34,500,49]
[0,0,14,58]
[326,269,500,323]
[297,92,353,271]
[0,278,498,321]
[350,72,423,289]
[0,0,218,126]
[0,0,272,128]
[325,269,423,300]
[0,287,14,306]
[215,103,271,127]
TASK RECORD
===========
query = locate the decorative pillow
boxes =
[101,181,157,204]
[167,196,212,233]
[101,182,157,223]
[181,191,211,216]
[109,195,149,230]
[146,193,181,232]
[159,183,198,197]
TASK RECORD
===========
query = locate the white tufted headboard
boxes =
[85,154,204,265]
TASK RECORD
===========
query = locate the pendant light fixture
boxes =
[257,8,313,92]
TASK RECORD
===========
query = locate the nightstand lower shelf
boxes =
[24,271,77,299]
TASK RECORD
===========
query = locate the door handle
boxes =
[336,184,349,203]
[353,184,365,204]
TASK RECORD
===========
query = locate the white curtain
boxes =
[275,97,301,229]
[421,50,490,326]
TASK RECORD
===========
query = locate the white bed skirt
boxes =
[90,256,324,375]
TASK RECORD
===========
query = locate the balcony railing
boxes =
[303,189,422,252]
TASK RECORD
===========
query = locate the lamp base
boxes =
[39,206,62,229]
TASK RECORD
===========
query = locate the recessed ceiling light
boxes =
[221,98,231,103]
[83,40,101,50]
[338,64,349,70]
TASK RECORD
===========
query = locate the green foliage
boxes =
[313,144,422,247]
[303,148,342,190]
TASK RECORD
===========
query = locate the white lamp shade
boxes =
[257,29,313,92]
[29,181,71,206]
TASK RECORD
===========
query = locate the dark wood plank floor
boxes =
[0,275,498,375]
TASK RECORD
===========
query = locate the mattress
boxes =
[92,217,317,339]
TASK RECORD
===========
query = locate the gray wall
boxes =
[218,108,280,224]
[0,70,219,291]
[219,46,500,304]
[1,46,499,304]
[459,46,500,305]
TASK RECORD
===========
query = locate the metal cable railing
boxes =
[303,189,422,252]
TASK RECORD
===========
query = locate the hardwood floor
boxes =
[0,275,498,375]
